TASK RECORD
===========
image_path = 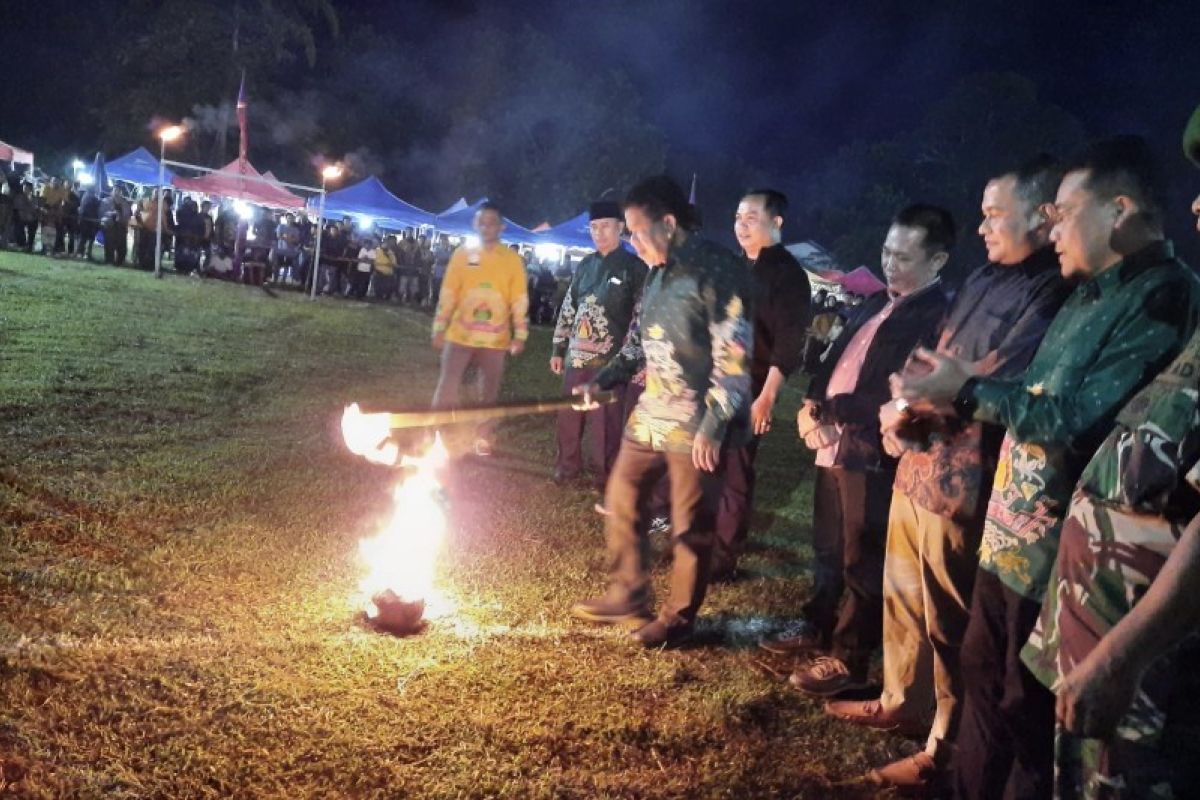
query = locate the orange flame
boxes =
[341,403,400,466]
[341,405,452,619]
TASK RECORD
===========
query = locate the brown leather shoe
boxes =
[866,752,939,795]
[571,596,653,628]
[824,698,929,737]
[630,618,694,648]
[787,655,868,696]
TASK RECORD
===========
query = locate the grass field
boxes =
[0,251,914,798]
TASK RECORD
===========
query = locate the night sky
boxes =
[3,0,1199,259]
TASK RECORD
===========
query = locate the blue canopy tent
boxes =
[81,152,110,195]
[105,146,175,186]
[434,198,539,245]
[437,197,469,216]
[310,176,435,230]
[434,198,488,236]
[535,211,594,250]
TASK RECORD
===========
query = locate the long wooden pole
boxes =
[378,391,617,430]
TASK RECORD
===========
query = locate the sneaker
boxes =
[824,698,928,737]
[630,618,693,648]
[571,595,653,628]
[648,516,670,537]
[758,620,824,655]
[788,655,867,696]
[472,438,492,457]
[866,752,938,794]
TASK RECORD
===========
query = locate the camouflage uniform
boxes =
[1022,330,1200,798]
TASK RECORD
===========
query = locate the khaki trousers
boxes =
[879,490,982,758]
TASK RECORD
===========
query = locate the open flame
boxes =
[341,404,452,624]
[341,403,400,467]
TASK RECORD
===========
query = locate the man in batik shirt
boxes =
[827,157,1073,793]
[899,135,1200,799]
[1018,104,1200,800]
[550,201,647,489]
[570,175,752,649]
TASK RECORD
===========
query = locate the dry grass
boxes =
[0,252,913,798]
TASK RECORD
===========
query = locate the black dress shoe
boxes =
[571,596,653,628]
[631,619,694,648]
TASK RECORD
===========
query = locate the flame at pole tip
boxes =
[341,402,399,466]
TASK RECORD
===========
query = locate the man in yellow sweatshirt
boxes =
[431,202,529,455]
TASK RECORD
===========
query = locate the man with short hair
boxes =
[431,202,529,456]
[570,175,753,648]
[712,189,811,579]
[269,212,302,284]
[1009,104,1200,800]
[899,135,1200,799]
[779,205,953,696]
[100,185,130,266]
[825,158,1073,792]
[77,184,102,261]
[550,200,648,489]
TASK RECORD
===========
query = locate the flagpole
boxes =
[311,184,326,299]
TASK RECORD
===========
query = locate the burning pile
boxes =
[341,404,450,635]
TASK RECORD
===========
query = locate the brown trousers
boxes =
[603,438,724,626]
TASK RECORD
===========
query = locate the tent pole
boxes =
[310,184,326,300]
[154,139,165,279]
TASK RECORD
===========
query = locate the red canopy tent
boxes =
[0,139,34,167]
[172,158,304,209]
[816,265,887,296]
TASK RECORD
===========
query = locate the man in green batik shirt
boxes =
[550,201,647,490]
[1017,104,1200,800]
[569,175,753,649]
[899,135,1200,799]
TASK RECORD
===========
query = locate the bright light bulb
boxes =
[79,173,95,186]
[357,215,375,231]
[534,243,562,262]
[234,200,254,220]
[159,125,184,143]
[322,164,344,180]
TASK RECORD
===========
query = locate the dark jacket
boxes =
[807,281,950,471]
[749,243,812,396]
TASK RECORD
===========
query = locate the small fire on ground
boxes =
[341,404,454,635]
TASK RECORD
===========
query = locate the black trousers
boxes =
[77,221,99,258]
[556,367,624,486]
[712,437,760,571]
[603,438,724,626]
[802,465,894,673]
[952,567,1054,800]
[104,223,128,265]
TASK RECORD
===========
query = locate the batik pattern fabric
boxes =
[970,241,1200,601]
[595,236,752,453]
[551,248,647,370]
[893,250,1069,526]
[1020,330,1200,799]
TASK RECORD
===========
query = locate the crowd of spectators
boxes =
[0,167,576,315]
